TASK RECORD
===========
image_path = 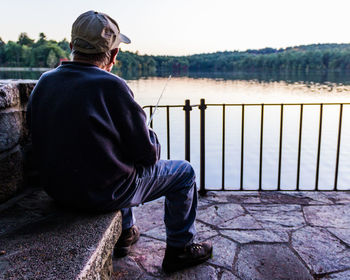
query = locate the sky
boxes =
[1,0,349,56]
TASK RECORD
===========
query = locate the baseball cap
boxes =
[71,10,131,54]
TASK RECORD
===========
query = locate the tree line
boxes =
[0,33,70,68]
[1,33,350,73]
[187,44,350,73]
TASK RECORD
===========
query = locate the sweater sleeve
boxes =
[106,79,161,167]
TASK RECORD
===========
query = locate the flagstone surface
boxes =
[112,191,350,280]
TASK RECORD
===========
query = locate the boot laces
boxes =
[189,244,202,253]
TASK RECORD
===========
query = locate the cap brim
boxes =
[120,33,131,44]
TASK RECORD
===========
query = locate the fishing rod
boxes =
[147,74,172,126]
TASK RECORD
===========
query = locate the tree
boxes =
[0,37,4,64]
[21,45,32,66]
[46,49,57,68]
[17,33,34,46]
[35,32,47,46]
[58,38,70,53]
[4,41,23,66]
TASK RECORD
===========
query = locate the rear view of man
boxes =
[26,10,212,273]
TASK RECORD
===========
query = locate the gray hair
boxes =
[71,49,112,67]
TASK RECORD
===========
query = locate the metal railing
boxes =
[144,99,350,194]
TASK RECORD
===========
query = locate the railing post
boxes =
[183,100,192,162]
[259,104,264,191]
[222,104,226,190]
[166,106,170,160]
[296,104,303,190]
[277,104,284,190]
[240,104,245,190]
[149,106,153,129]
[334,104,343,190]
[315,104,323,190]
[199,99,207,195]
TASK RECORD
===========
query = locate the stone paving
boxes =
[112,191,350,280]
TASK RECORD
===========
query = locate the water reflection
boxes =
[2,69,350,86]
[187,71,350,86]
[129,76,350,107]
[131,76,350,191]
[0,71,43,80]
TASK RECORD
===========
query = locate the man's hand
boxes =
[149,128,161,160]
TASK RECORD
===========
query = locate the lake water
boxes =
[127,74,350,191]
[2,70,350,190]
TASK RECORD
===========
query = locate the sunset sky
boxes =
[1,0,349,55]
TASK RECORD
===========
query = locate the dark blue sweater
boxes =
[26,61,160,210]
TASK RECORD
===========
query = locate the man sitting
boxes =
[26,10,212,273]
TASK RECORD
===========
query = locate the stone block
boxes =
[127,236,166,277]
[0,148,23,203]
[235,243,313,280]
[327,228,350,246]
[165,265,218,279]
[304,204,350,228]
[112,256,144,279]
[133,198,164,232]
[0,112,23,152]
[197,204,245,226]
[0,190,122,279]
[204,191,261,204]
[292,226,350,274]
[219,214,263,229]
[0,83,20,109]
[245,204,306,230]
[207,235,238,269]
[220,229,288,244]
[0,82,36,110]
[18,82,36,107]
[260,191,314,204]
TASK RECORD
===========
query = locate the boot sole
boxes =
[162,247,213,273]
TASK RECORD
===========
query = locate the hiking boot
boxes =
[162,241,213,273]
[114,225,140,258]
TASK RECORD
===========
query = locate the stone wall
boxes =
[0,81,123,280]
[0,81,36,203]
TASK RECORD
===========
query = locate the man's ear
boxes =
[111,48,119,64]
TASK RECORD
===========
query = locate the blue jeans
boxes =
[117,160,197,248]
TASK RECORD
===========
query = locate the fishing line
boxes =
[147,74,172,126]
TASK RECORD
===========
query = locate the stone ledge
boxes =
[0,111,24,153]
[0,81,36,203]
[0,189,122,280]
[0,82,35,110]
[0,147,23,203]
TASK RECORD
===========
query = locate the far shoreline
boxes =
[0,67,51,72]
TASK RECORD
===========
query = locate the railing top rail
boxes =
[143,105,185,109]
[143,102,350,109]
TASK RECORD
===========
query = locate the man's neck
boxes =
[72,58,101,68]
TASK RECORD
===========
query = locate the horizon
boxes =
[1,33,348,57]
[1,0,349,56]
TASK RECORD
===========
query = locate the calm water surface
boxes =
[128,75,350,190]
[2,71,350,190]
